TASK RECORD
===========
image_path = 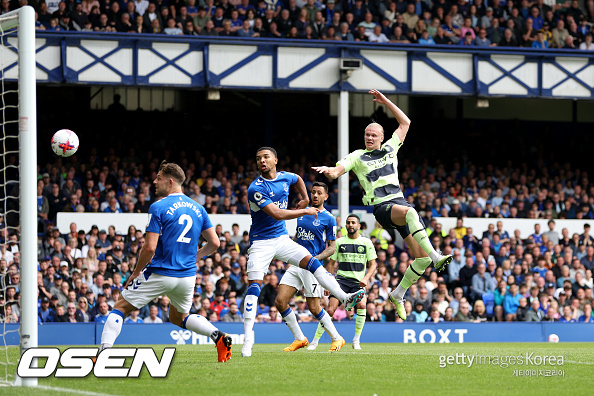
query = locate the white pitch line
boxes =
[34,385,119,396]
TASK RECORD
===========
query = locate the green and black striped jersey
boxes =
[330,235,377,281]
[337,133,403,206]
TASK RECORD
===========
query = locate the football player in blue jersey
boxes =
[274,181,345,353]
[241,147,365,357]
[98,162,232,362]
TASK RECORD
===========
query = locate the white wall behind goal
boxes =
[57,212,591,241]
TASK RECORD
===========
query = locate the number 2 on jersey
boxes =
[177,214,193,243]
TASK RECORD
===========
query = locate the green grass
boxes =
[0,343,592,396]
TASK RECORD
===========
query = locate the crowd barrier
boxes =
[2,322,592,346]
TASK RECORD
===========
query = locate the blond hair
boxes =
[365,122,384,135]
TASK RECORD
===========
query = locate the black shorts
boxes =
[372,197,413,239]
[329,275,361,304]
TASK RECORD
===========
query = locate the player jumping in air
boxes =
[99,161,232,362]
[309,214,376,350]
[275,181,345,352]
[242,147,365,358]
[312,89,453,321]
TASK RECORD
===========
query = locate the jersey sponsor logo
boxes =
[296,226,315,241]
[17,347,175,378]
[274,200,288,209]
[170,330,193,344]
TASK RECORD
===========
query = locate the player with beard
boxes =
[242,147,365,357]
[98,161,232,362]
[309,214,377,350]
[274,181,345,352]
[312,89,452,321]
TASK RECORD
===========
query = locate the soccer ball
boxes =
[51,129,79,157]
[548,334,560,343]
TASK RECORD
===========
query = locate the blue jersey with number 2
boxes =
[146,193,213,277]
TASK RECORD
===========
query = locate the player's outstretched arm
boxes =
[197,227,220,258]
[315,240,336,262]
[369,89,411,143]
[262,203,319,221]
[293,175,310,209]
[311,164,346,180]
[124,231,158,289]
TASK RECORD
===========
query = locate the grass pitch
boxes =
[0,343,592,396]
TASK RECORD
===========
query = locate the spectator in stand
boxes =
[504,283,522,321]
[368,25,390,43]
[579,33,594,50]
[471,263,495,301]
[475,27,493,46]
[144,305,163,323]
[164,17,183,35]
[532,30,549,48]
[459,31,475,46]
[418,30,435,45]
[38,296,56,323]
[390,25,410,43]
[220,302,243,322]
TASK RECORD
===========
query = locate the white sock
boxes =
[100,310,124,349]
[353,334,360,342]
[392,285,407,300]
[243,294,258,338]
[183,314,217,337]
[318,311,340,342]
[313,267,347,301]
[281,309,305,341]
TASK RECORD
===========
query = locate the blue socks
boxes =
[306,257,322,273]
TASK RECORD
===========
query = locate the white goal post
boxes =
[0,5,38,387]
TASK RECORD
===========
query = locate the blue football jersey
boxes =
[248,172,298,242]
[295,209,337,256]
[146,193,213,277]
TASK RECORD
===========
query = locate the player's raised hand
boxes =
[312,166,330,175]
[369,89,389,105]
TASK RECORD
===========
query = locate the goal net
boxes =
[0,5,38,387]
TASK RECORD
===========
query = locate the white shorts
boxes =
[279,265,323,298]
[247,235,310,281]
[121,271,195,313]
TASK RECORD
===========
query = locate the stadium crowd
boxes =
[0,149,592,325]
[3,0,594,50]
